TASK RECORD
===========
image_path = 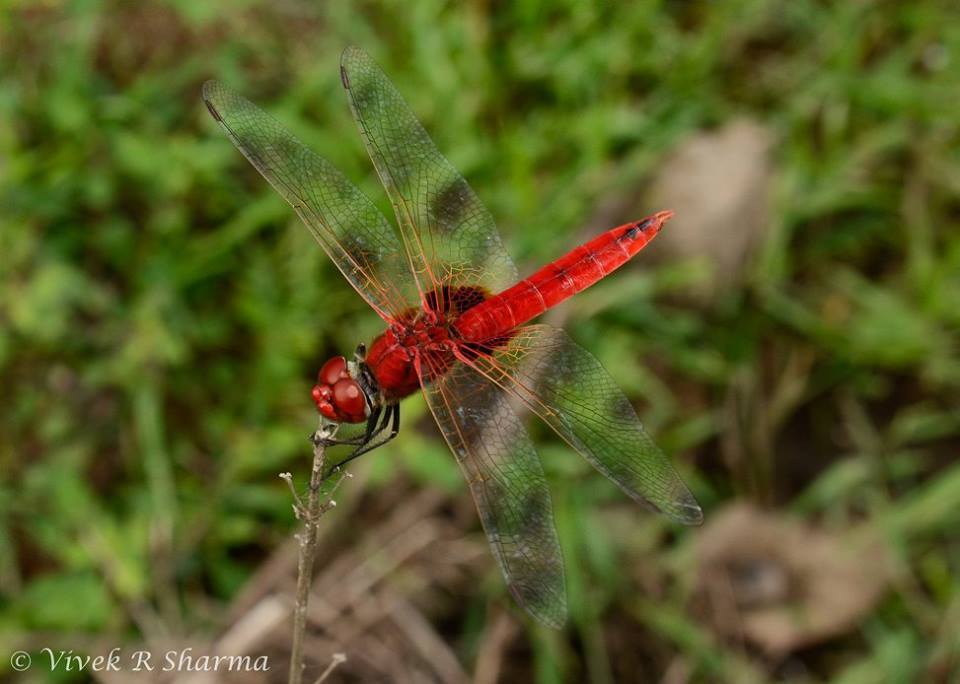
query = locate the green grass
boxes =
[2,1,959,681]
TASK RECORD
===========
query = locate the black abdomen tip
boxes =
[621,219,649,241]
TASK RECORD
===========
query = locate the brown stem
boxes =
[287,421,343,684]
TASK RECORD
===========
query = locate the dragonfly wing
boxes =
[340,46,519,306]
[417,353,566,628]
[457,325,703,525]
[203,80,417,320]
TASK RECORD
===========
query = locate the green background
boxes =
[2,1,959,682]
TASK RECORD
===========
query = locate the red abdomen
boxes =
[453,211,671,343]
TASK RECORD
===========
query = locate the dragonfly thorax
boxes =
[366,317,457,401]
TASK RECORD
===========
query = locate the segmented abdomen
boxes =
[453,211,670,343]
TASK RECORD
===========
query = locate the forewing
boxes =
[202,80,416,320]
[417,354,566,628]
[339,46,518,307]
[458,325,703,525]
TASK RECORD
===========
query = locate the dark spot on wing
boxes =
[450,285,488,314]
[425,285,489,316]
[432,177,473,231]
[340,65,350,89]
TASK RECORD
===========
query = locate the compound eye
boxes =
[332,378,366,422]
[316,401,340,422]
[311,384,339,422]
[319,356,348,386]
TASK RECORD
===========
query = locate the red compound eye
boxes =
[332,378,366,422]
[313,356,367,423]
[311,384,339,421]
[319,356,348,385]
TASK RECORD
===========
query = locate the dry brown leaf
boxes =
[694,503,889,657]
[646,119,774,299]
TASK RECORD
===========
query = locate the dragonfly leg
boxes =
[311,405,382,448]
[328,403,400,472]
[362,404,386,442]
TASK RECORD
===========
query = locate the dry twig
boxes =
[314,652,347,684]
[285,421,350,684]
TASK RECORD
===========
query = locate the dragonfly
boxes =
[203,46,702,629]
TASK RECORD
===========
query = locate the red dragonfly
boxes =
[203,46,701,628]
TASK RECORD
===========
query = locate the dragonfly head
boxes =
[312,355,370,423]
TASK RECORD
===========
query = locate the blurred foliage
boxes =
[1,0,959,682]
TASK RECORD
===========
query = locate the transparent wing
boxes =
[417,353,566,628]
[457,325,703,525]
[202,80,417,320]
[339,46,518,309]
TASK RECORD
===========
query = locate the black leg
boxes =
[328,403,400,472]
[362,405,384,442]
[311,406,382,448]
